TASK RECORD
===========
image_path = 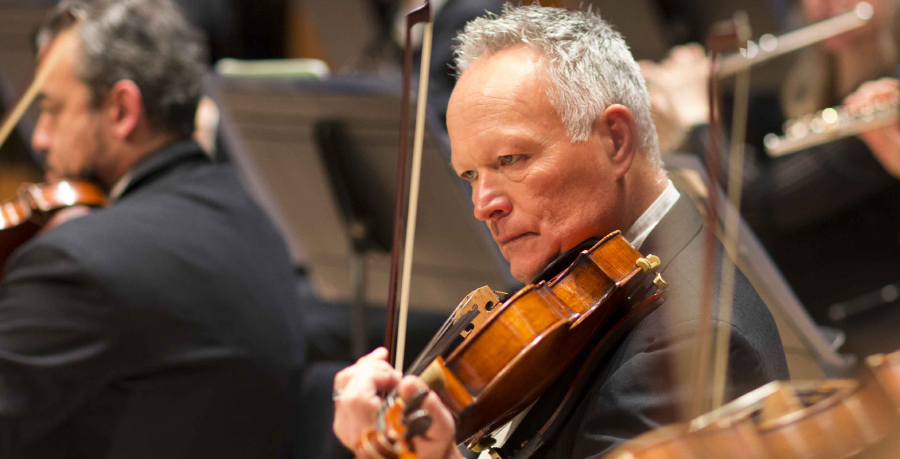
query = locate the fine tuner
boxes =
[763,98,899,157]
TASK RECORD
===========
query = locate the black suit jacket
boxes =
[516,192,790,459]
[0,141,306,458]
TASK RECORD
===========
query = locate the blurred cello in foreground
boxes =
[603,350,900,458]
[0,9,106,274]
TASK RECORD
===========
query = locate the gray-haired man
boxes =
[333,5,788,458]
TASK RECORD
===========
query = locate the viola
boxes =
[361,0,672,456]
[355,231,668,458]
[0,180,106,273]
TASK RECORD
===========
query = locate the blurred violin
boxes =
[0,180,106,273]
[0,12,105,275]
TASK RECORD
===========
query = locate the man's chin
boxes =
[503,241,557,283]
[509,257,554,284]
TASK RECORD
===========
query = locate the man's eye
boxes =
[499,154,521,165]
[461,170,478,180]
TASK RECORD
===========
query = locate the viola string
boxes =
[394,20,434,373]
[407,312,456,375]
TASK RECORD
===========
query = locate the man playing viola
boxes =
[334,5,789,458]
[0,1,306,457]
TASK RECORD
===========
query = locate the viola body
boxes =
[357,231,667,458]
[0,180,106,273]
[417,232,666,445]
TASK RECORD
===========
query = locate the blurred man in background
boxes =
[0,1,307,457]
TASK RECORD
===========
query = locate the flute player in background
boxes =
[844,77,900,178]
[640,0,900,353]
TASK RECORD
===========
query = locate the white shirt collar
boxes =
[624,180,681,250]
[108,171,133,203]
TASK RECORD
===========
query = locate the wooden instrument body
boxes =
[0,180,106,272]
[604,349,900,459]
[359,232,666,458]
[754,379,898,458]
[420,232,663,445]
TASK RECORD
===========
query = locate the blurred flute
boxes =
[764,99,898,157]
[717,2,873,77]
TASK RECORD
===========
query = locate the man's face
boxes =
[32,29,107,182]
[448,46,623,283]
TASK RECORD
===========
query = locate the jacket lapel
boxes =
[638,191,703,270]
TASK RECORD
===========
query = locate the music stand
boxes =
[211,74,515,320]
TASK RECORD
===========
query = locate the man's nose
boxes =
[472,173,511,222]
[31,115,50,154]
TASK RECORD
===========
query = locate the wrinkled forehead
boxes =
[448,53,570,171]
[448,46,549,126]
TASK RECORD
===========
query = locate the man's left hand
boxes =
[332,348,462,459]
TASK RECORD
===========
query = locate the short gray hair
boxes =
[37,0,207,139]
[454,4,660,166]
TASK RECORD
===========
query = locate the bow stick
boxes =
[691,12,753,417]
[385,0,433,371]
[0,13,83,151]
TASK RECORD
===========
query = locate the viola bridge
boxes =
[451,286,503,338]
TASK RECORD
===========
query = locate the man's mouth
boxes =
[499,232,538,246]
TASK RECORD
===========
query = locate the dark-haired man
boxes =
[0,1,305,457]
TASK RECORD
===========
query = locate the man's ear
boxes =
[597,104,639,178]
[104,80,143,140]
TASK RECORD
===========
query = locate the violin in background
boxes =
[0,11,106,275]
[0,180,105,274]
